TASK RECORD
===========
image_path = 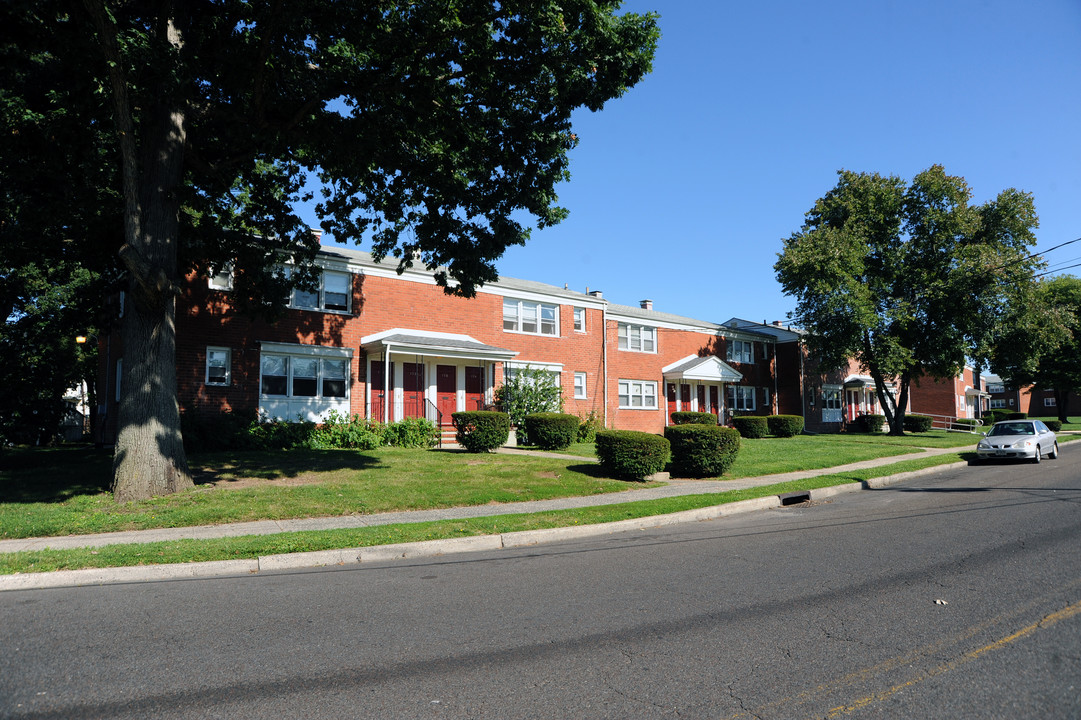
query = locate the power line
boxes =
[1035,261,1081,278]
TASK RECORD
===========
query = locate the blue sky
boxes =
[310,0,1081,325]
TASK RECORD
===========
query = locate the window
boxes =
[574,372,587,399]
[618,380,657,409]
[990,399,1007,409]
[987,383,1005,394]
[573,307,586,332]
[115,358,122,402]
[729,385,756,412]
[824,387,842,410]
[727,340,754,364]
[762,387,770,408]
[503,298,559,336]
[261,352,351,399]
[617,323,657,353]
[205,347,231,386]
[208,263,233,291]
[289,267,351,313]
[1044,397,1057,407]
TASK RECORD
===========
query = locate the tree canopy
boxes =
[1,0,659,501]
[991,275,1081,422]
[775,166,1042,434]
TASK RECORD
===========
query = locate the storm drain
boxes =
[779,490,811,506]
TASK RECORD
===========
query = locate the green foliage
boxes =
[1007,412,1028,420]
[732,416,769,439]
[1045,420,1063,432]
[985,409,1012,424]
[766,414,805,437]
[663,425,741,478]
[381,417,439,449]
[954,418,982,430]
[595,430,670,481]
[496,366,564,445]
[670,411,718,426]
[523,412,579,451]
[452,411,511,453]
[856,414,886,433]
[776,166,1042,435]
[576,411,600,443]
[310,411,385,450]
[903,414,934,433]
[180,409,256,453]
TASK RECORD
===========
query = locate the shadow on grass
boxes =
[0,445,114,503]
[189,448,384,484]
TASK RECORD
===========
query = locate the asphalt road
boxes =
[2,448,1080,719]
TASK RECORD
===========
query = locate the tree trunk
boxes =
[1056,389,1069,424]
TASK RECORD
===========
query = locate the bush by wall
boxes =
[903,414,934,433]
[381,417,439,448]
[985,409,1011,424]
[954,417,983,430]
[523,412,579,450]
[732,416,768,439]
[663,424,740,478]
[577,411,600,443]
[1045,420,1063,432]
[308,411,384,449]
[495,366,563,445]
[856,413,886,433]
[670,411,717,426]
[766,414,804,437]
[181,408,254,452]
[452,411,511,453]
[1007,412,1028,420]
[595,430,670,481]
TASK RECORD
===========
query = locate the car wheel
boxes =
[1050,441,1059,459]
[1032,446,1042,464]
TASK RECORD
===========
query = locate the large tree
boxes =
[775,166,1042,435]
[991,275,1081,423]
[2,1,659,501]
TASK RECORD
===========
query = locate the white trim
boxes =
[259,341,353,358]
[205,346,231,386]
[617,379,658,409]
[573,371,587,399]
[504,360,564,373]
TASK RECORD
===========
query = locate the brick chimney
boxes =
[640,299,653,310]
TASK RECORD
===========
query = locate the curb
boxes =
[0,461,966,592]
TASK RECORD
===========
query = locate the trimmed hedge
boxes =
[985,409,1012,425]
[670,411,718,426]
[767,414,804,437]
[903,414,934,433]
[595,430,671,481]
[452,411,511,453]
[1007,412,1028,420]
[381,417,440,448]
[1045,420,1063,432]
[856,413,886,433]
[664,424,740,478]
[732,416,768,439]
[523,412,579,450]
[954,418,983,430]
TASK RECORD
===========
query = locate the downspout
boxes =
[772,340,778,415]
[383,346,391,424]
[602,302,608,429]
[799,338,806,427]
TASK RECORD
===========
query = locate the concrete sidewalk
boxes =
[0,446,964,555]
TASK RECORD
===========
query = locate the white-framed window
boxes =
[503,363,561,386]
[503,298,559,336]
[763,387,770,408]
[205,347,231,386]
[987,383,1005,394]
[729,385,756,412]
[208,263,233,291]
[727,340,754,364]
[261,353,350,399]
[1044,397,1056,407]
[573,307,586,332]
[617,323,657,353]
[990,399,1007,409]
[618,379,657,409]
[288,267,352,313]
[823,386,842,410]
[574,372,587,399]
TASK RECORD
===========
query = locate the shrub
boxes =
[180,408,254,452]
[452,411,511,452]
[1045,420,1063,432]
[732,416,768,439]
[664,424,740,478]
[595,430,670,481]
[903,414,934,433]
[382,417,439,448]
[985,409,1011,424]
[954,417,982,430]
[766,414,804,437]
[307,410,384,450]
[1007,412,1028,420]
[246,416,319,450]
[577,411,600,443]
[496,366,563,445]
[523,412,579,450]
[670,411,717,426]
[856,413,886,433]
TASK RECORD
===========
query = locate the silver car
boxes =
[976,420,1059,463]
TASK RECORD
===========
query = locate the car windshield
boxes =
[988,422,1035,437]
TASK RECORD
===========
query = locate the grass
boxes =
[0,451,970,574]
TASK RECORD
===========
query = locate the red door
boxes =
[709,386,720,419]
[370,362,387,422]
[667,383,677,422]
[465,366,484,411]
[437,365,457,423]
[403,362,424,418]
[680,384,691,411]
[697,385,706,413]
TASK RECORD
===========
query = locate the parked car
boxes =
[975,420,1058,463]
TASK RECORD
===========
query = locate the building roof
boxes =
[360,328,517,361]
[661,355,744,383]
[721,317,804,342]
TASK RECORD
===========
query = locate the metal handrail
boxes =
[424,398,444,449]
